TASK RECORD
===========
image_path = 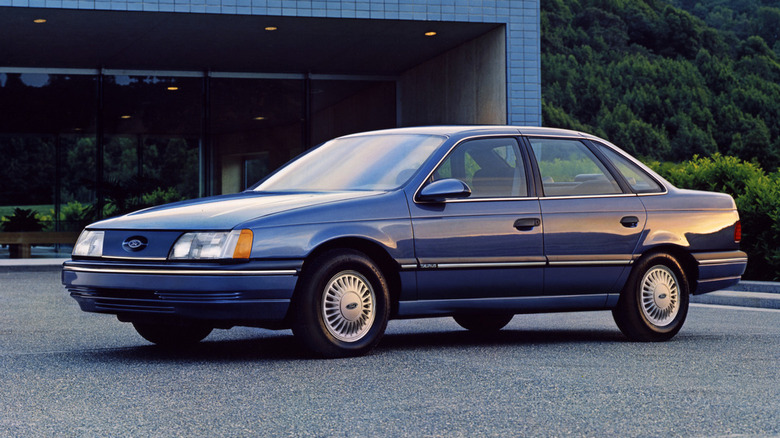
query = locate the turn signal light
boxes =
[233,229,254,259]
[734,220,742,243]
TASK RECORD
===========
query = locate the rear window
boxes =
[595,144,664,194]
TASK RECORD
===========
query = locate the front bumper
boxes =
[62,259,301,325]
[693,250,748,295]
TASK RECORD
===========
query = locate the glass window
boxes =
[596,143,664,193]
[211,78,304,193]
[529,138,622,197]
[255,134,444,192]
[311,80,396,146]
[103,75,201,216]
[0,73,97,236]
[433,138,527,198]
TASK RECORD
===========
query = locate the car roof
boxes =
[339,125,592,140]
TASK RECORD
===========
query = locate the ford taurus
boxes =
[62,126,747,357]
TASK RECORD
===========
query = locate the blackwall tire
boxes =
[132,322,212,347]
[453,314,513,332]
[292,249,390,358]
[612,253,689,342]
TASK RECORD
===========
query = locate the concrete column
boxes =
[398,26,507,127]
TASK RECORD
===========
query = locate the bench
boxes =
[0,232,81,258]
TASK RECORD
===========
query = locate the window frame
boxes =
[521,136,633,198]
[417,135,538,202]
[589,140,668,195]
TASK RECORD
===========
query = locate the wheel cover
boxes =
[640,265,680,327]
[322,270,376,342]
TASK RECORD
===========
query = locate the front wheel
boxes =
[292,249,390,358]
[612,253,689,342]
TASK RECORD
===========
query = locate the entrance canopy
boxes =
[1,6,499,74]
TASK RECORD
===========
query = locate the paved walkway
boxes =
[2,258,778,309]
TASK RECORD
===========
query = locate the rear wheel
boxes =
[132,322,212,347]
[292,249,390,358]
[453,314,513,332]
[612,253,689,342]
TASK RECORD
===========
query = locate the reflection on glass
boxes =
[255,134,444,192]
[0,73,96,234]
[211,78,304,194]
[103,75,201,216]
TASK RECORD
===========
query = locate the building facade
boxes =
[0,0,540,235]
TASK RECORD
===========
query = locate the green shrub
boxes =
[0,208,45,232]
[647,154,780,280]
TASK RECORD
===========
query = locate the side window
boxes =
[596,144,664,194]
[432,138,527,198]
[529,138,622,197]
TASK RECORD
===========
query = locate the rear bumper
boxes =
[62,260,300,324]
[693,251,748,295]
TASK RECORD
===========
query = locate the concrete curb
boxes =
[2,258,779,309]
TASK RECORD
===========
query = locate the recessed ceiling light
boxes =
[425,31,437,37]
[253,116,266,120]
[33,18,47,24]
[167,86,179,91]
[265,26,277,31]
[120,115,132,119]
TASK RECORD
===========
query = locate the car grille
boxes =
[68,287,242,314]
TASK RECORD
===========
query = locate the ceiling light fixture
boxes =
[253,116,266,120]
[265,26,278,31]
[425,31,437,37]
[167,86,179,91]
[33,18,47,24]
[120,115,132,119]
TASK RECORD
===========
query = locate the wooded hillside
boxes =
[541,0,780,171]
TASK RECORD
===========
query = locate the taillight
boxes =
[734,220,742,243]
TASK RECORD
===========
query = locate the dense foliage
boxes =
[648,155,780,280]
[542,0,780,171]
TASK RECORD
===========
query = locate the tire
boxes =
[453,314,513,332]
[132,322,212,347]
[612,253,689,342]
[292,249,390,358]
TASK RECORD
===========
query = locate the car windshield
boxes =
[253,134,446,192]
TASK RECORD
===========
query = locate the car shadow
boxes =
[80,326,628,364]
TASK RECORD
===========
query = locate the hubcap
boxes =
[640,265,680,327]
[322,270,375,342]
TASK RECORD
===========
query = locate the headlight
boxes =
[169,229,253,260]
[72,230,105,257]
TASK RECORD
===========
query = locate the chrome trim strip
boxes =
[400,264,418,270]
[63,266,298,276]
[100,256,169,261]
[539,194,636,200]
[436,262,547,269]
[548,260,632,266]
[698,257,749,266]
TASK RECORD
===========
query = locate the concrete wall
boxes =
[398,26,507,126]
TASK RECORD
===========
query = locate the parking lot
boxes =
[2,267,780,437]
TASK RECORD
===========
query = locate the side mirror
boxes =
[417,178,472,202]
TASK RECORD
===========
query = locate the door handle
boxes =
[514,218,541,231]
[620,216,639,228]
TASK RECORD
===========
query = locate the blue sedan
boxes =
[62,126,747,357]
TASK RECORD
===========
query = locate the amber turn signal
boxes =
[232,229,254,259]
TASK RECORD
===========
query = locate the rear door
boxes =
[525,137,647,297]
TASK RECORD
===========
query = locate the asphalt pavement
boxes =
[1,261,780,437]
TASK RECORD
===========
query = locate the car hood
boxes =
[89,191,385,230]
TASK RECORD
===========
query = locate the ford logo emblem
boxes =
[122,236,148,252]
[346,303,358,310]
